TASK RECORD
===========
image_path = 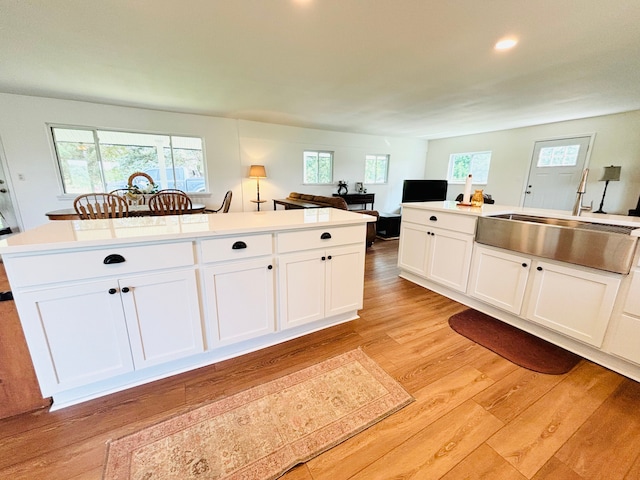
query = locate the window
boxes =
[303,150,333,184]
[448,151,491,184]
[364,154,389,184]
[536,144,580,167]
[50,127,206,194]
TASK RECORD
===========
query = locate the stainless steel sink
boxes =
[476,214,639,274]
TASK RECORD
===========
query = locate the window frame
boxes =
[48,124,208,196]
[447,150,492,185]
[364,154,390,185]
[302,149,334,185]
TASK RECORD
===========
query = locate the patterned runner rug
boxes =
[103,349,413,479]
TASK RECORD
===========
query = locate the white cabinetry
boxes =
[18,280,134,394]
[469,243,620,348]
[606,270,640,364]
[277,226,365,329]
[398,208,475,292]
[200,234,275,346]
[525,260,620,347]
[469,245,531,315]
[9,242,203,395]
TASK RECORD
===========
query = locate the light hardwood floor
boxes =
[1,239,640,479]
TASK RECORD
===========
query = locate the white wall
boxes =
[0,93,428,230]
[237,120,427,214]
[425,110,640,215]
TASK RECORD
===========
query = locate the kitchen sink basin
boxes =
[476,214,639,274]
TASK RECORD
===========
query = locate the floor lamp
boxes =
[593,165,621,214]
[249,165,267,211]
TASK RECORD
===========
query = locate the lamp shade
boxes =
[249,165,267,178]
[600,165,621,182]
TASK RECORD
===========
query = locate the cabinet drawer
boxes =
[200,234,273,263]
[277,225,365,253]
[7,242,195,287]
[402,208,476,234]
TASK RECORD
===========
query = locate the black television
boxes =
[402,180,448,203]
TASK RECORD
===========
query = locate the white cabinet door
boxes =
[469,245,531,314]
[120,269,204,369]
[427,226,474,293]
[397,223,429,276]
[325,245,365,317]
[525,261,620,347]
[18,280,134,395]
[278,244,364,329]
[202,258,275,346]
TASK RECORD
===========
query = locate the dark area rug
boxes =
[449,309,581,374]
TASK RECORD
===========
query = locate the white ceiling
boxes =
[2,0,640,139]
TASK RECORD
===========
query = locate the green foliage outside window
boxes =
[448,151,491,184]
[364,154,389,184]
[51,127,205,193]
[303,150,333,184]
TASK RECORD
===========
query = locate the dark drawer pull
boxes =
[108,288,117,295]
[267,265,273,270]
[537,266,543,271]
[103,254,125,265]
[522,263,528,268]
[121,287,130,293]
[429,215,438,221]
[321,232,332,240]
[232,241,247,250]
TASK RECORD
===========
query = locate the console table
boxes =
[333,193,375,210]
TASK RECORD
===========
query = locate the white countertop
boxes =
[401,201,640,236]
[0,208,376,255]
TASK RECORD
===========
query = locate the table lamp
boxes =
[593,165,621,214]
[249,165,267,211]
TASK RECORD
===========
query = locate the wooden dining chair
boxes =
[73,193,129,219]
[207,190,232,213]
[109,188,147,205]
[148,191,193,215]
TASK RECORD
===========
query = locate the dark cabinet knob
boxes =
[537,266,543,271]
[108,288,117,295]
[232,241,247,250]
[267,265,273,270]
[429,215,438,221]
[320,232,332,240]
[327,255,332,260]
[121,287,130,293]
[522,263,528,268]
[103,254,126,264]
[321,256,326,261]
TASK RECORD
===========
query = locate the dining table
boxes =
[45,203,206,220]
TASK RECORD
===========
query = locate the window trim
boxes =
[48,123,208,196]
[447,150,492,185]
[302,149,334,185]
[364,153,390,185]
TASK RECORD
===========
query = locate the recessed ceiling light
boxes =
[495,38,518,51]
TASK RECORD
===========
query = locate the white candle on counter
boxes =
[463,174,473,204]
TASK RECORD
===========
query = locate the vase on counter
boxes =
[471,189,484,207]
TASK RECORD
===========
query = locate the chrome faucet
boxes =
[572,168,592,216]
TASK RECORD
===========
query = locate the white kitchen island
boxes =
[399,201,640,383]
[0,209,375,409]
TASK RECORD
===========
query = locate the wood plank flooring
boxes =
[1,239,640,479]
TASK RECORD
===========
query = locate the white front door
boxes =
[523,136,592,210]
